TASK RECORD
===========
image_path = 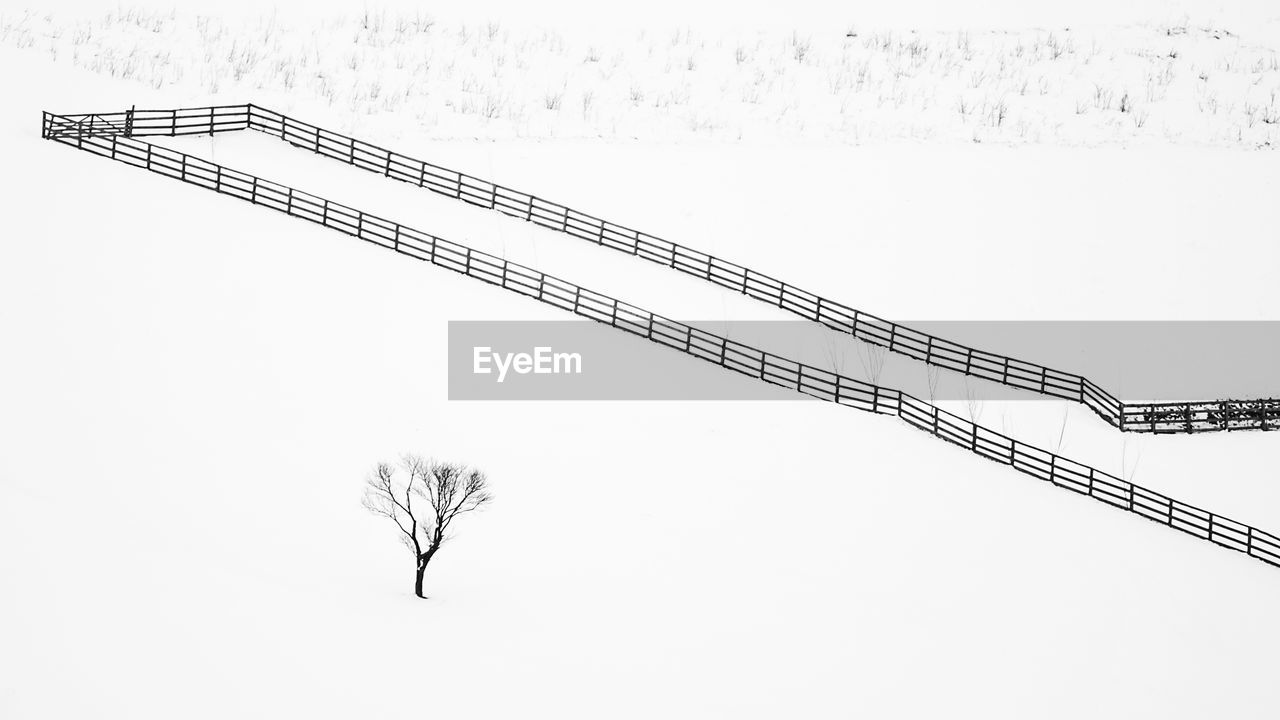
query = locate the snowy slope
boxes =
[137,120,1280,535]
[5,7,1280,146]
[3,7,1280,720]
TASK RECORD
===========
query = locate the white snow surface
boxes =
[4,4,1280,146]
[3,4,1280,718]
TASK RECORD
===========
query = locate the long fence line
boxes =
[41,107,1280,571]
[247,105,1279,435]
[43,104,1280,434]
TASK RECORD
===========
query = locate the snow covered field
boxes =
[3,2,1280,718]
[4,6,1280,145]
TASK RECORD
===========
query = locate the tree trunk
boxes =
[414,544,439,599]
[414,559,427,598]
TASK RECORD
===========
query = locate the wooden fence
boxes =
[243,103,1280,435]
[42,104,1280,434]
[40,107,1280,571]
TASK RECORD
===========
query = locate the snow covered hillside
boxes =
[4,7,1280,146]
[3,2,1280,719]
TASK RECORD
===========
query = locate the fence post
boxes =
[209,106,215,135]
[385,151,393,178]
[124,105,135,136]
[572,286,581,314]
[170,109,177,136]
[393,224,401,251]
[251,176,259,204]
[286,187,293,214]
[315,125,322,153]
[1247,526,1255,555]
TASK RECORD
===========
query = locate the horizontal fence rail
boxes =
[42,107,1280,572]
[229,103,1276,435]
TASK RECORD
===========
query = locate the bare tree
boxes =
[363,456,493,599]
[1052,405,1070,454]
[963,378,985,423]
[855,338,888,385]
[1120,437,1144,484]
[821,330,847,375]
[925,364,942,404]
